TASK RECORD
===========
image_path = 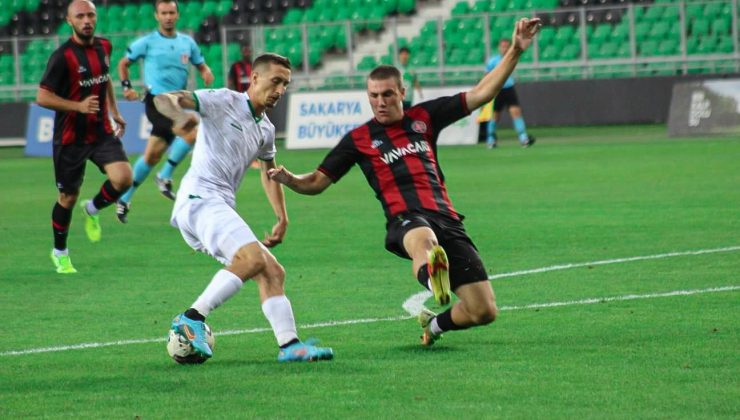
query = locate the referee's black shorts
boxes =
[144,92,176,144]
[385,210,488,290]
[493,86,520,112]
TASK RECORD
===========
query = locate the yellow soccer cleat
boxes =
[80,200,101,242]
[427,245,451,306]
[418,308,441,347]
[50,250,77,274]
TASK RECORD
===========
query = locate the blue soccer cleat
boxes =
[171,313,212,358]
[277,340,334,362]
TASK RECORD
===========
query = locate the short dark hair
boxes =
[399,47,410,54]
[253,53,291,71]
[368,65,402,89]
[155,0,178,11]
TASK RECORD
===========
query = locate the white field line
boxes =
[3,286,737,357]
[2,246,738,357]
[487,246,740,281]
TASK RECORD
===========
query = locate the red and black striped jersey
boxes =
[228,61,251,93]
[39,36,114,145]
[318,93,471,221]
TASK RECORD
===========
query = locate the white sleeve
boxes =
[193,88,231,117]
[259,125,277,161]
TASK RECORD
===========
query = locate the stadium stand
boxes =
[0,0,737,101]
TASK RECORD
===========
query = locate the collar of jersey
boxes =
[246,97,263,124]
[156,30,178,39]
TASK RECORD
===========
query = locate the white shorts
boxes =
[171,196,258,265]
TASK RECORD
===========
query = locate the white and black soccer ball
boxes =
[166,323,215,364]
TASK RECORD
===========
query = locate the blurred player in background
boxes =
[398,46,422,109]
[116,0,214,222]
[484,38,535,148]
[227,43,252,93]
[153,54,334,362]
[269,18,541,347]
[37,0,133,274]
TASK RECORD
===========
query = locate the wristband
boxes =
[121,80,132,90]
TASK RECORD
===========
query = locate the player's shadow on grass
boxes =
[394,344,459,354]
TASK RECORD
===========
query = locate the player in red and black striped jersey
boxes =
[227,44,252,93]
[37,0,133,274]
[269,18,541,346]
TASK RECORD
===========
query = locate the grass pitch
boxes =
[0,125,738,418]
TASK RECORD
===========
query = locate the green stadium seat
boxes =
[649,22,670,39]
[214,0,232,17]
[537,27,556,45]
[611,23,629,41]
[598,42,618,59]
[509,0,529,11]
[711,18,731,35]
[451,1,470,16]
[658,39,679,56]
[691,19,711,37]
[560,44,580,60]
[397,0,415,14]
[472,0,493,14]
[717,37,734,53]
[639,40,659,56]
[616,43,630,58]
[641,6,664,22]
[685,3,704,20]
[703,2,724,19]
[591,24,612,44]
[554,25,576,47]
[357,55,377,71]
[367,7,386,31]
[283,9,302,24]
[634,22,651,39]
[540,44,560,61]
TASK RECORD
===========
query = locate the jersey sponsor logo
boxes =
[379,140,430,165]
[371,139,383,149]
[78,73,110,87]
[411,120,427,134]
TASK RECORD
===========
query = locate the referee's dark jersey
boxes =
[39,36,115,146]
[318,93,471,221]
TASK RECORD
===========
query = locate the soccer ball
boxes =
[166,323,215,364]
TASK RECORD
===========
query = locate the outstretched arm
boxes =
[465,17,541,111]
[259,159,289,247]
[267,166,333,195]
[153,91,199,136]
[196,63,215,87]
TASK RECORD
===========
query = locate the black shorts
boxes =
[385,210,488,289]
[53,136,128,193]
[493,86,520,112]
[144,93,176,144]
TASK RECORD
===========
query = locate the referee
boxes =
[116,0,214,222]
[484,38,535,148]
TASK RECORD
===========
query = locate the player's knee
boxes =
[111,172,133,191]
[470,301,498,325]
[231,246,267,276]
